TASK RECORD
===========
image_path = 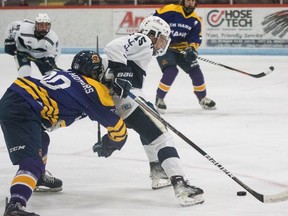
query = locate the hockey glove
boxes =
[92,134,118,158]
[183,47,198,62]
[44,57,56,68]
[4,39,17,56]
[113,78,132,98]
[112,67,133,98]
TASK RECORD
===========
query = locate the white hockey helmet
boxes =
[35,13,51,38]
[139,16,171,56]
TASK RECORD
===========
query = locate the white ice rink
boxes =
[0,54,288,216]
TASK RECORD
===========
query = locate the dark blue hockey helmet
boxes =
[71,50,104,81]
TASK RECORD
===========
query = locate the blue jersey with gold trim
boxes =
[9,70,127,145]
[154,4,202,51]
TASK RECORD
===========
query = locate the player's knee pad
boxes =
[125,106,167,145]
[143,132,175,162]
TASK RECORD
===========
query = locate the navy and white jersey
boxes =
[8,70,127,146]
[103,33,153,89]
[154,4,202,51]
[5,20,60,60]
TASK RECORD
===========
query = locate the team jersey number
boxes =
[40,71,71,90]
[124,35,147,51]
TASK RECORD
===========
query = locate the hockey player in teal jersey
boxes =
[0,50,128,216]
[154,0,216,113]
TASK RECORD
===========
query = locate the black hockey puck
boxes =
[237,191,247,196]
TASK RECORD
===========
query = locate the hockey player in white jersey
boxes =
[93,16,204,207]
[4,13,60,77]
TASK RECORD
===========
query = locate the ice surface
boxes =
[0,54,288,216]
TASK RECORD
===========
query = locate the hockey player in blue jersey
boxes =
[154,0,216,113]
[0,50,129,216]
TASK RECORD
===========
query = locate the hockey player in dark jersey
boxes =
[0,50,128,216]
[154,0,216,113]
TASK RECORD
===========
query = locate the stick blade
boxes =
[251,66,274,78]
[264,190,288,203]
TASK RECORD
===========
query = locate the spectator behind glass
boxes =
[19,0,29,6]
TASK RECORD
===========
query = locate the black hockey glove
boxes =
[36,56,57,72]
[44,57,56,68]
[92,134,118,158]
[113,78,132,98]
[4,39,17,56]
[112,67,133,98]
[183,47,198,62]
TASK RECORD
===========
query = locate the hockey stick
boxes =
[17,52,63,71]
[174,49,274,78]
[128,92,288,203]
[96,35,102,142]
[197,56,274,78]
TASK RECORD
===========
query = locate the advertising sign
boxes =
[204,8,288,49]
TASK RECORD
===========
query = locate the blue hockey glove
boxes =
[183,47,198,62]
[92,134,118,158]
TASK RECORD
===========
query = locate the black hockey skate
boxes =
[199,97,216,109]
[149,161,171,190]
[171,176,204,207]
[3,197,39,216]
[35,171,62,192]
[155,97,167,114]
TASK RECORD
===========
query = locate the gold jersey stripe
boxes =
[107,119,127,142]
[14,78,59,124]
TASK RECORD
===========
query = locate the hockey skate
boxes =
[171,176,204,207]
[155,97,167,114]
[150,161,171,190]
[199,97,216,109]
[34,170,63,192]
[3,197,39,216]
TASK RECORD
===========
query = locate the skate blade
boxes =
[34,186,63,192]
[152,178,171,190]
[178,194,205,207]
[156,108,166,114]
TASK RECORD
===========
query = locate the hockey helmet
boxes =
[71,50,104,81]
[139,16,171,56]
[35,13,51,38]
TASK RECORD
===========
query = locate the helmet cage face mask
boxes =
[153,34,171,56]
[35,13,51,38]
[71,50,104,81]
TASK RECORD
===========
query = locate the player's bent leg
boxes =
[124,106,170,189]
[156,133,204,206]
[34,131,63,192]
[185,62,216,110]
[155,65,179,113]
